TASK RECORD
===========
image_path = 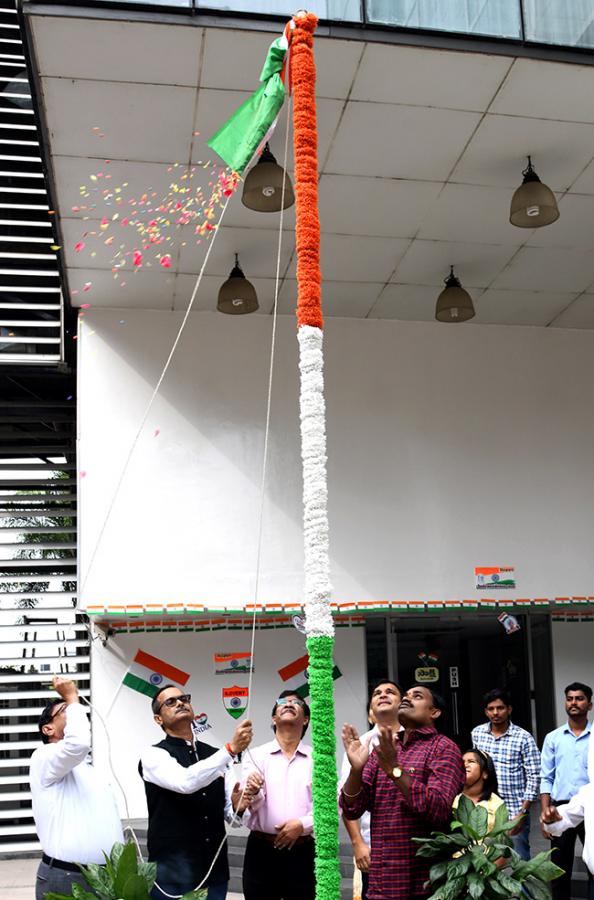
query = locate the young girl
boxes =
[454,748,506,831]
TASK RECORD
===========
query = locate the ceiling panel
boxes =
[68,267,176,309]
[491,247,594,293]
[52,157,190,222]
[31,16,203,86]
[176,224,294,278]
[284,234,411,283]
[367,283,439,321]
[473,289,576,326]
[201,28,364,100]
[525,194,594,249]
[549,294,594,329]
[318,175,442,238]
[451,114,594,190]
[278,278,383,317]
[352,43,511,111]
[325,102,482,180]
[417,183,526,246]
[392,240,517,287]
[42,78,196,163]
[568,158,594,195]
[490,58,594,124]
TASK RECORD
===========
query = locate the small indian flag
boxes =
[222,685,249,719]
[278,653,342,700]
[123,649,190,699]
[214,652,253,675]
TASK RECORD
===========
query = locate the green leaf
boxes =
[447,856,473,878]
[70,885,98,900]
[113,841,139,896]
[455,794,474,827]
[523,874,559,899]
[496,870,523,895]
[467,871,485,898]
[121,873,152,900]
[429,861,449,881]
[137,861,157,889]
[469,804,489,840]
[180,892,207,900]
[79,862,112,897]
[44,894,74,900]
[492,802,510,830]
[110,841,126,871]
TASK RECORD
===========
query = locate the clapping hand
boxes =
[375,725,399,776]
[342,724,369,773]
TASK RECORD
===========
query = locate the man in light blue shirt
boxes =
[540,681,592,900]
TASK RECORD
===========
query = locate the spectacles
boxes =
[50,703,67,720]
[156,693,191,714]
[276,697,305,708]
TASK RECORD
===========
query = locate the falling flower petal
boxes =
[159,255,172,268]
[83,282,92,292]
[133,250,142,266]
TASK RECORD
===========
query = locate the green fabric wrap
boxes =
[306,634,341,900]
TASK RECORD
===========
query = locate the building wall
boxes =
[551,619,594,726]
[91,624,366,819]
[79,309,594,607]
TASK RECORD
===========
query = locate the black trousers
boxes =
[362,871,369,900]
[242,832,316,900]
[549,804,585,900]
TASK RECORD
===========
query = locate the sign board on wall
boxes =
[475,567,516,589]
[414,666,439,683]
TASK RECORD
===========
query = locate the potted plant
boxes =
[46,841,206,900]
[412,795,563,898]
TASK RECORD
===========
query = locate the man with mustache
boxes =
[540,681,592,899]
[139,683,253,900]
[341,684,465,899]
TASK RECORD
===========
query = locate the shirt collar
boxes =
[270,738,311,757]
[562,720,592,735]
[487,720,515,736]
[397,724,438,742]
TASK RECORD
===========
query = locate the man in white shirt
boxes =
[338,680,402,900]
[30,676,123,900]
[541,783,594,899]
[140,683,253,900]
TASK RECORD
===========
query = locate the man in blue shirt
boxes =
[540,681,592,900]
[472,688,540,860]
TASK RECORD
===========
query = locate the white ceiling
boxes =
[25,10,594,327]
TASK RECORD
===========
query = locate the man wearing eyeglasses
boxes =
[140,683,254,900]
[239,689,315,900]
[30,676,123,899]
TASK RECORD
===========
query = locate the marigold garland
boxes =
[292,12,340,900]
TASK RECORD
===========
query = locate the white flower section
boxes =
[298,324,334,638]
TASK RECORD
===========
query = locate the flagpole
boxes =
[104,677,125,720]
[291,12,341,900]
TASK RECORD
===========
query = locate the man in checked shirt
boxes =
[472,687,541,860]
[340,685,465,900]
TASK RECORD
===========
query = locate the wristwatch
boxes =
[391,766,403,780]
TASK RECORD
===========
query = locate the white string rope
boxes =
[80,189,233,600]
[82,92,293,898]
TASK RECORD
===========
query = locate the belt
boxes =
[251,830,313,847]
[42,854,82,872]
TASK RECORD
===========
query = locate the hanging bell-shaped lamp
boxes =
[435,267,475,323]
[510,156,559,228]
[217,255,259,315]
[242,143,294,212]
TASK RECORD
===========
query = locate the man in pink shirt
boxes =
[240,689,314,900]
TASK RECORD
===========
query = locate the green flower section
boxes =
[306,634,341,900]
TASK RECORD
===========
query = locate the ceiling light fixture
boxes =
[435,266,475,323]
[510,156,559,228]
[217,255,259,315]
[241,143,295,213]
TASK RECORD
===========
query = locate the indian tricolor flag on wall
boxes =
[278,653,341,700]
[123,649,190,699]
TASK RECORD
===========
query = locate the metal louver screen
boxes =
[0,0,63,365]
[0,396,85,853]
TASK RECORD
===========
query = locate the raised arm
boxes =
[39,678,91,785]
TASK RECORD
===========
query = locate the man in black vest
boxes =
[140,683,253,900]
